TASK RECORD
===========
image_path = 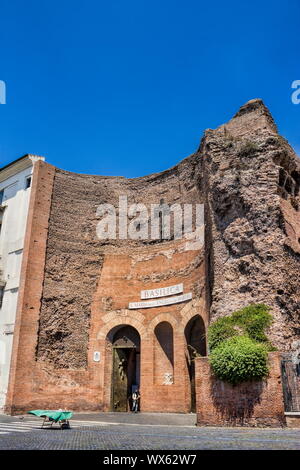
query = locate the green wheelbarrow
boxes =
[28,410,73,429]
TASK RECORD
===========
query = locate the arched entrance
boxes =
[107,325,140,412]
[184,315,206,412]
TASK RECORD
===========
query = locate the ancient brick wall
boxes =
[195,353,286,427]
[5,160,56,413]
[201,99,300,352]
[6,154,207,413]
[36,155,203,369]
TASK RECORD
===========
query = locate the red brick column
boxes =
[195,352,286,427]
[5,161,56,414]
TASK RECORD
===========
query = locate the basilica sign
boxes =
[129,292,192,309]
[140,283,183,299]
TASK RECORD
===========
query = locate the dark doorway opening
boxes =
[110,325,140,412]
[184,315,206,412]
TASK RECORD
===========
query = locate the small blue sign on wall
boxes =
[0,81,6,104]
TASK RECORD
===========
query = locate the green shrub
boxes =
[208,304,273,351]
[210,336,269,385]
[207,316,238,351]
[208,304,274,384]
[230,304,273,344]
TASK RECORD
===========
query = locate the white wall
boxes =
[0,165,33,409]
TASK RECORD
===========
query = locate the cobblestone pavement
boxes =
[0,414,299,450]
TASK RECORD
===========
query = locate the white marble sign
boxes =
[93,351,101,362]
[141,283,183,300]
[129,292,192,309]
[163,373,174,385]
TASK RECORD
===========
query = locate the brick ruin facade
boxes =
[4,99,300,423]
[195,352,286,427]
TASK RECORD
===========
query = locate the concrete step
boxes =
[71,412,197,427]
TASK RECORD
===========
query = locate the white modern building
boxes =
[0,154,44,409]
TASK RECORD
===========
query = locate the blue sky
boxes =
[0,0,299,177]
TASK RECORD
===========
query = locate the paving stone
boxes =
[0,415,299,450]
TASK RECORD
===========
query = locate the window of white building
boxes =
[25,176,31,189]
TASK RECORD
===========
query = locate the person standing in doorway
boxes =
[132,389,140,413]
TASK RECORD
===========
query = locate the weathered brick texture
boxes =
[195,353,286,427]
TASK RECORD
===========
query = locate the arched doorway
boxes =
[107,325,140,412]
[184,315,206,412]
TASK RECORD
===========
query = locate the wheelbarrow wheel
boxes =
[60,421,70,430]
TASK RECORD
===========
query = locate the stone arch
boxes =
[108,324,141,349]
[95,311,146,411]
[179,299,207,334]
[184,314,206,357]
[96,309,147,341]
[147,312,178,333]
[104,323,141,412]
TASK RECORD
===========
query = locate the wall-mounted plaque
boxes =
[129,292,192,309]
[93,351,101,362]
[163,372,174,385]
[141,283,183,300]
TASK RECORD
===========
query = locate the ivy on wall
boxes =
[208,304,275,385]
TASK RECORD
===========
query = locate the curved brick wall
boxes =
[6,99,300,414]
[36,155,204,369]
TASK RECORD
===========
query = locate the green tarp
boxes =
[28,410,73,422]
